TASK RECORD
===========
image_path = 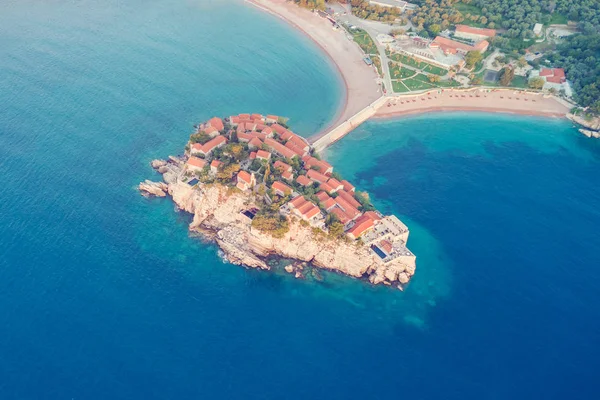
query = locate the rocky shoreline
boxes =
[140,157,415,288]
[567,113,600,139]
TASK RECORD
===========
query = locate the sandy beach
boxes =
[375,89,570,119]
[246,0,382,137]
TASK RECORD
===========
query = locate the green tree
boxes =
[528,76,545,90]
[499,66,515,86]
[465,50,483,69]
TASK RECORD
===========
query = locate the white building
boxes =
[533,23,543,37]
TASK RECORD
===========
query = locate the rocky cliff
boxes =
[139,158,415,288]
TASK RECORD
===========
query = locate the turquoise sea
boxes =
[1,0,600,398]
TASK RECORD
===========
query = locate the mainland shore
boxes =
[246,0,382,138]
[375,88,570,119]
[246,0,570,132]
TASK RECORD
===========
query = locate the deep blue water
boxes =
[2,1,600,399]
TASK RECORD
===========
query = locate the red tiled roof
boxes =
[327,178,343,190]
[187,156,206,168]
[304,157,332,174]
[334,197,360,220]
[271,124,287,135]
[296,175,312,186]
[249,137,263,148]
[330,207,350,224]
[250,131,267,141]
[363,211,382,222]
[237,132,252,142]
[272,181,292,195]
[255,123,267,131]
[239,113,250,119]
[337,190,361,209]
[455,24,496,37]
[266,114,279,121]
[237,170,253,184]
[282,170,293,181]
[210,159,222,169]
[320,182,335,194]
[288,135,309,150]
[341,180,355,192]
[204,126,218,136]
[322,198,336,211]
[230,116,240,124]
[541,68,566,83]
[262,127,273,135]
[249,151,257,159]
[208,117,224,131]
[256,150,271,160]
[274,160,292,173]
[316,191,331,202]
[251,113,263,121]
[433,36,488,53]
[191,135,227,154]
[290,196,307,209]
[264,138,296,159]
[379,239,393,254]
[347,215,375,239]
[285,140,307,157]
[306,169,329,183]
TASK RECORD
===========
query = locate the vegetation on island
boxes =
[293,0,326,10]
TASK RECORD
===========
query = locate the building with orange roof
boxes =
[187,156,207,172]
[285,140,308,157]
[272,181,292,197]
[239,113,250,120]
[341,180,355,193]
[539,68,566,84]
[248,137,263,149]
[282,170,294,181]
[251,113,263,121]
[210,159,222,174]
[320,182,335,194]
[262,126,273,136]
[322,197,336,211]
[236,171,256,191]
[265,115,279,123]
[363,210,382,222]
[237,132,252,142]
[316,191,330,203]
[229,116,240,126]
[454,25,496,41]
[432,36,489,55]
[191,135,227,156]
[337,190,361,209]
[250,131,268,141]
[287,135,309,151]
[254,123,267,131]
[271,124,287,135]
[249,151,257,160]
[330,207,351,225]
[289,197,321,221]
[256,150,271,161]
[296,175,312,187]
[327,178,343,192]
[304,157,333,175]
[347,215,375,240]
[334,196,361,220]
[274,160,292,173]
[264,138,297,159]
[208,117,224,131]
[306,169,329,184]
[204,126,219,137]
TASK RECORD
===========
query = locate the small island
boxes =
[140,114,416,288]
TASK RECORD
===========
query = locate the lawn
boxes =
[402,77,436,91]
[510,75,528,88]
[388,62,416,79]
[454,3,483,16]
[549,13,568,25]
[351,29,378,55]
[388,52,447,75]
[422,63,448,76]
[392,81,411,93]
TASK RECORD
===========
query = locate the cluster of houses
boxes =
[183,114,413,262]
[389,25,495,71]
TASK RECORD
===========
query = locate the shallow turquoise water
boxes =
[2,1,600,398]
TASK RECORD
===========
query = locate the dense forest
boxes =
[547,34,600,113]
